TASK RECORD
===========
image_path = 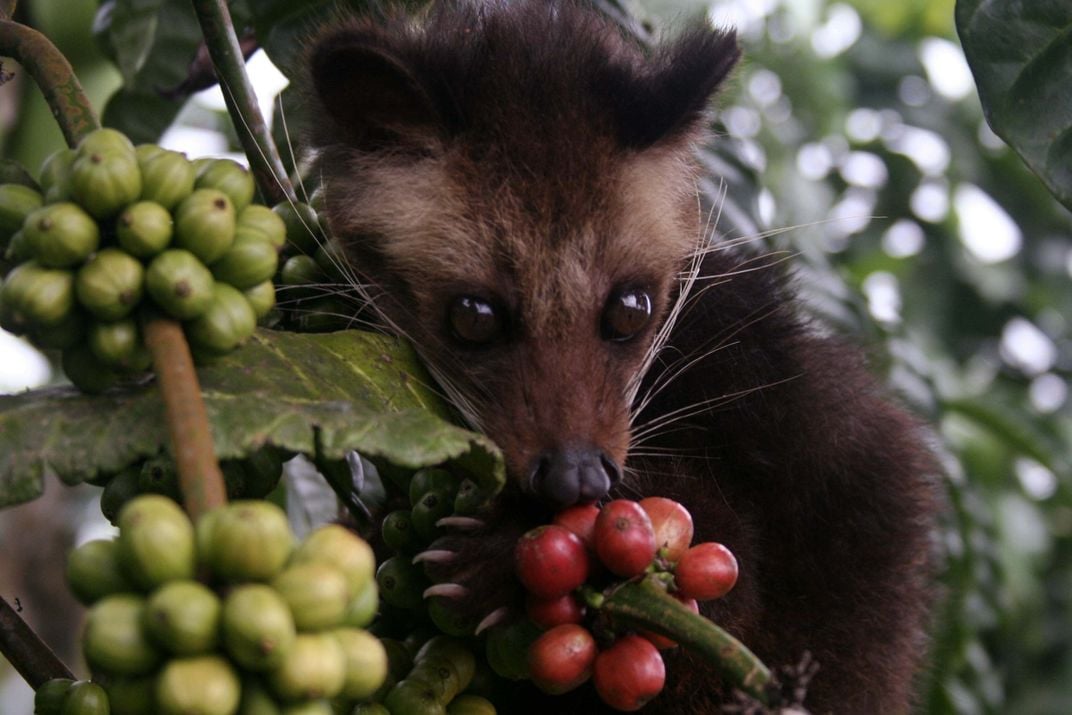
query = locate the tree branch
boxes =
[143,318,227,522]
[189,0,294,206]
[0,19,98,147]
[0,596,74,690]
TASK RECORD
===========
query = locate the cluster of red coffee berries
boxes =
[513,497,738,711]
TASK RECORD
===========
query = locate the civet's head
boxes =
[306,0,739,507]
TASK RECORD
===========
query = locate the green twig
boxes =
[0,596,74,690]
[189,0,294,206]
[0,19,98,147]
[602,578,774,706]
[143,317,228,522]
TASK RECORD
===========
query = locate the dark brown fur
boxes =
[304,2,937,712]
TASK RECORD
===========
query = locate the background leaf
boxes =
[956,0,1072,211]
[0,329,504,508]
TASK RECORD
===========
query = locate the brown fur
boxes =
[303,2,938,712]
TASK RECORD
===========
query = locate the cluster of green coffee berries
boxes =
[90,447,287,524]
[0,127,283,392]
[374,466,491,638]
[58,495,387,714]
[271,199,368,335]
[356,636,496,715]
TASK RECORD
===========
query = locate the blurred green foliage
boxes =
[1,0,1070,712]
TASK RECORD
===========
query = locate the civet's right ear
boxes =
[600,25,741,150]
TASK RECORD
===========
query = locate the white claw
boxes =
[474,606,511,635]
[412,550,457,565]
[436,516,485,530]
[423,583,469,600]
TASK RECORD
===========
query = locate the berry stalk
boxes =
[0,596,74,689]
[0,19,99,147]
[601,577,774,706]
[143,316,228,520]
[189,0,295,207]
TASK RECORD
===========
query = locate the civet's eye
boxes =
[448,295,503,345]
[602,288,652,342]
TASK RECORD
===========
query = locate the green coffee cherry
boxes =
[234,681,280,715]
[313,237,349,282]
[23,202,99,268]
[272,201,324,255]
[134,144,167,163]
[290,524,376,596]
[145,249,214,320]
[60,681,110,715]
[271,563,350,632]
[353,704,392,715]
[447,695,497,715]
[0,183,43,242]
[333,628,388,700]
[343,578,379,629]
[1,261,74,330]
[83,594,162,675]
[383,680,444,715]
[70,151,142,219]
[117,201,173,258]
[156,656,241,715]
[210,233,279,289]
[76,248,144,321]
[66,538,135,605]
[39,148,76,203]
[236,204,287,249]
[382,509,421,554]
[418,637,477,693]
[292,297,356,333]
[205,500,293,581]
[116,494,196,589]
[195,159,255,213]
[143,580,221,655]
[427,597,476,638]
[100,464,140,523]
[31,308,86,350]
[77,127,137,157]
[174,188,235,264]
[243,280,276,320]
[4,228,33,264]
[184,282,256,356]
[221,584,296,671]
[278,254,325,293]
[376,556,427,611]
[138,149,195,211]
[34,677,75,715]
[88,319,149,371]
[267,633,346,702]
[452,479,490,515]
[412,490,454,543]
[99,674,156,715]
[138,455,181,501]
[409,468,460,507]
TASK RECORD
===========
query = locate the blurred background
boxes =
[1,0,1070,712]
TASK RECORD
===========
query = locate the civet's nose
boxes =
[528,445,622,507]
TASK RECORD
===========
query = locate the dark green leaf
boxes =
[106,0,165,86]
[0,160,40,190]
[99,0,254,144]
[100,0,204,143]
[956,0,1072,210]
[0,329,504,508]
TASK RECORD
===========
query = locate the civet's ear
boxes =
[601,26,741,149]
[306,30,444,152]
